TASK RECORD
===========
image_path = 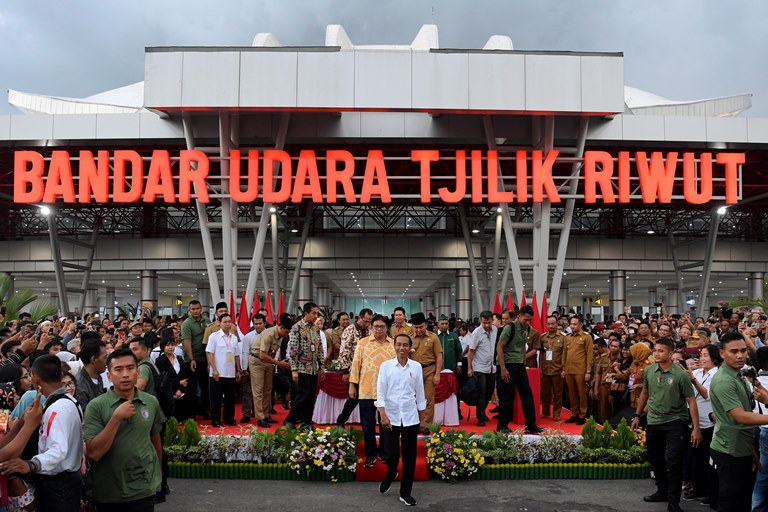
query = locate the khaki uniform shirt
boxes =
[390,322,415,340]
[539,332,565,376]
[562,331,594,375]
[250,326,283,368]
[410,331,442,366]
[203,320,239,345]
[326,325,345,362]
[524,330,543,368]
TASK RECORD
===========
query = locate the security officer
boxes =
[561,315,593,425]
[250,317,294,428]
[409,312,443,434]
[540,314,565,421]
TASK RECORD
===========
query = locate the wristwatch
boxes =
[633,412,641,418]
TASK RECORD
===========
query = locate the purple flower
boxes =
[443,443,453,453]
[445,461,456,469]
[331,453,338,461]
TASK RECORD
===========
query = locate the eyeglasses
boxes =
[372,324,387,330]
[63,381,76,389]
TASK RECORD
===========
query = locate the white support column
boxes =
[558,284,569,313]
[104,287,115,319]
[750,272,765,300]
[456,269,472,321]
[439,286,451,317]
[648,288,658,307]
[197,282,211,313]
[458,204,487,308]
[84,286,98,315]
[271,210,280,313]
[666,287,680,315]
[287,206,313,312]
[47,211,69,314]
[297,270,313,308]
[317,283,331,311]
[140,270,158,313]
[696,208,722,318]
[609,270,626,319]
[218,113,234,300]
[424,293,434,318]
[433,290,440,319]
[489,212,502,307]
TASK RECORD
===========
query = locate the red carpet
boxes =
[195,401,583,481]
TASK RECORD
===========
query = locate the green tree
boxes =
[0,272,57,325]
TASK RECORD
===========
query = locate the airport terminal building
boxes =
[2,24,768,321]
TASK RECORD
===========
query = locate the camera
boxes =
[740,365,758,382]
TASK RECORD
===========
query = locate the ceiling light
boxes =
[496,207,502,213]
[269,207,277,213]
[101,280,105,284]
[717,206,727,215]
[647,230,655,234]
[291,229,298,233]
[471,228,480,234]
[39,205,51,216]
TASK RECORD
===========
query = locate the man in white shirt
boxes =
[1,354,83,512]
[206,314,242,427]
[467,310,497,426]
[376,334,426,507]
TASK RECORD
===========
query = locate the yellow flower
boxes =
[314,459,323,466]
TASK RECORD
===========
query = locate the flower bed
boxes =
[475,463,650,480]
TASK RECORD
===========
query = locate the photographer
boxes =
[750,347,768,510]
[710,332,768,512]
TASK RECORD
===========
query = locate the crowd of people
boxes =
[2,300,768,510]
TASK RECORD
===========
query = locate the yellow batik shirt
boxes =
[349,335,396,400]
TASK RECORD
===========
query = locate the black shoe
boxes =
[496,426,511,434]
[490,406,499,413]
[265,417,278,424]
[154,492,166,504]
[477,419,487,427]
[270,408,278,414]
[284,421,296,429]
[258,419,271,428]
[162,483,171,495]
[240,416,251,423]
[380,472,398,493]
[225,420,237,427]
[400,496,417,506]
[643,492,668,503]
[525,426,544,435]
[212,421,222,428]
[420,427,431,435]
[459,413,464,420]
[667,504,683,512]
[282,401,290,410]
[364,457,376,468]
[564,416,578,423]
[575,417,586,425]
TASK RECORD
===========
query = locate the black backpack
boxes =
[139,361,175,418]
[22,392,82,462]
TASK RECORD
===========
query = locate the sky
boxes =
[1,0,766,116]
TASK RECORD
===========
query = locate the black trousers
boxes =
[189,358,210,417]
[711,449,753,512]
[385,424,419,498]
[37,470,83,512]
[690,425,715,498]
[95,495,155,512]
[496,363,537,429]
[337,383,359,425]
[285,373,318,425]
[209,377,236,423]
[646,420,687,504]
[359,399,385,459]
[473,372,495,421]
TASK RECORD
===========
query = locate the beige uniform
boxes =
[410,331,443,424]
[562,331,594,420]
[249,326,283,420]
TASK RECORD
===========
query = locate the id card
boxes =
[226,352,234,363]
[545,350,553,361]
[628,375,635,388]
[310,343,316,352]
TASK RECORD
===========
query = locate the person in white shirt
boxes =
[376,334,426,507]
[206,314,242,427]
[0,354,83,512]
[683,344,721,502]
[467,310,497,426]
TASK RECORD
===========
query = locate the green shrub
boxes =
[601,421,614,449]
[178,419,202,448]
[164,417,180,446]
[610,418,637,450]
[580,417,603,449]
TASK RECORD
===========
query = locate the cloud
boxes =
[1,0,766,116]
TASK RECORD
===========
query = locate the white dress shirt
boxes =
[33,391,84,475]
[206,329,240,378]
[693,366,717,429]
[375,358,427,427]
[240,329,261,371]
[468,325,496,373]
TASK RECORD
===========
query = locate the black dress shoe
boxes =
[667,503,683,512]
[225,420,237,427]
[564,416,578,423]
[284,421,296,429]
[575,417,586,425]
[212,421,222,428]
[265,417,278,424]
[258,419,271,428]
[643,492,668,503]
[380,472,398,494]
[240,415,251,423]
[270,408,278,414]
[496,426,511,434]
[525,426,544,435]
[477,419,487,427]
[490,406,499,413]
[282,401,290,410]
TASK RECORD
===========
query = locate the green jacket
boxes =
[436,330,463,372]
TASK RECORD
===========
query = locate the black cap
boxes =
[215,301,228,310]
[410,312,427,325]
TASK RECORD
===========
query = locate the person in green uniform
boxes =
[631,338,701,512]
[84,348,165,510]
[435,315,462,373]
[710,332,768,512]
[496,305,543,435]
[180,300,211,419]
